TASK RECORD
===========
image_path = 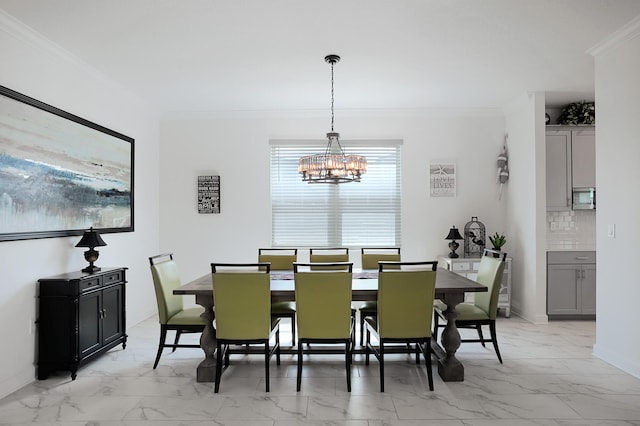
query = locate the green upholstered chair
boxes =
[258,248,298,346]
[211,262,281,393]
[149,253,206,369]
[358,247,401,345]
[309,247,349,269]
[293,262,354,392]
[433,249,507,363]
[364,261,438,392]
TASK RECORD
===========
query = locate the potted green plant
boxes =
[489,232,506,251]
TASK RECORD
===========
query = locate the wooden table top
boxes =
[175,267,486,302]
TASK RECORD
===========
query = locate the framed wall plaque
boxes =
[429,162,456,197]
[197,175,220,214]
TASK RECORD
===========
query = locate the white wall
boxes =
[0,12,161,397]
[159,111,508,283]
[591,18,640,378]
[504,92,548,324]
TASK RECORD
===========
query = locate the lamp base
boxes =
[82,249,101,274]
[82,264,101,273]
[447,241,460,258]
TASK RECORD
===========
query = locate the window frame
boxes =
[270,139,402,248]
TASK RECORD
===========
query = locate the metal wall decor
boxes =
[463,216,485,257]
[197,175,220,214]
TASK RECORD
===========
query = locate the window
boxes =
[270,140,402,247]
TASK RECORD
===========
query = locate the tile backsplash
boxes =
[547,210,596,251]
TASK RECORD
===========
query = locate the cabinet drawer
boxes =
[79,276,102,292]
[103,270,124,285]
[452,262,471,271]
[547,251,595,264]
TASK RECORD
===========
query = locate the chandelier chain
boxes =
[330,60,335,132]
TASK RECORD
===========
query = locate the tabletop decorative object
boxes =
[75,227,107,273]
[489,232,506,251]
[463,217,485,257]
[445,226,463,258]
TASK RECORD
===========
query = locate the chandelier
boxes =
[298,54,367,184]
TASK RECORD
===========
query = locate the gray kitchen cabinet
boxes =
[547,251,596,319]
[546,128,595,211]
[571,129,596,188]
[546,130,572,211]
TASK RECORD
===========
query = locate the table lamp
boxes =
[75,227,107,273]
[445,226,463,258]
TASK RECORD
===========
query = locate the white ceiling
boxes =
[2,0,639,114]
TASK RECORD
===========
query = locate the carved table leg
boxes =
[432,293,464,381]
[195,294,217,382]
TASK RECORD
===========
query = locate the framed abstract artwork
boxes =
[0,85,134,242]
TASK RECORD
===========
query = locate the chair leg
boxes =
[172,330,182,352]
[214,342,224,393]
[264,342,270,392]
[379,340,385,392]
[433,313,440,342]
[476,324,486,347]
[276,327,281,365]
[153,325,167,369]
[415,343,420,364]
[345,341,351,392]
[489,321,503,364]
[422,340,434,391]
[365,327,371,365]
[290,314,296,346]
[296,340,303,392]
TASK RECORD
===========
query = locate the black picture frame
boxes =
[0,85,134,242]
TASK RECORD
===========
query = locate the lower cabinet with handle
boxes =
[547,252,596,319]
[37,267,127,379]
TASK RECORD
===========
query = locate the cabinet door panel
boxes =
[546,131,572,211]
[547,264,580,314]
[102,285,124,345]
[571,130,596,188]
[78,291,101,356]
[581,264,597,314]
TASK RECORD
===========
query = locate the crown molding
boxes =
[587,14,640,56]
[0,10,152,112]
[1,10,92,73]
[161,107,505,121]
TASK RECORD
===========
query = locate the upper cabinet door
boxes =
[571,129,596,188]
[546,130,572,211]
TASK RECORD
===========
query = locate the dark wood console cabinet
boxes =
[37,267,127,380]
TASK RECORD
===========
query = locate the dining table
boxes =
[174,267,487,383]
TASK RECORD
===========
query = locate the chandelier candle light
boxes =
[298,54,367,184]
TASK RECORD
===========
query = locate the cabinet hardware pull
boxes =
[575,256,589,260]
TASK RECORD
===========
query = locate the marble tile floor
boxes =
[2,316,640,425]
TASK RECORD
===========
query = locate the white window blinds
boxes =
[270,140,402,247]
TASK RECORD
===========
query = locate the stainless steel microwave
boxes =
[573,187,595,209]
